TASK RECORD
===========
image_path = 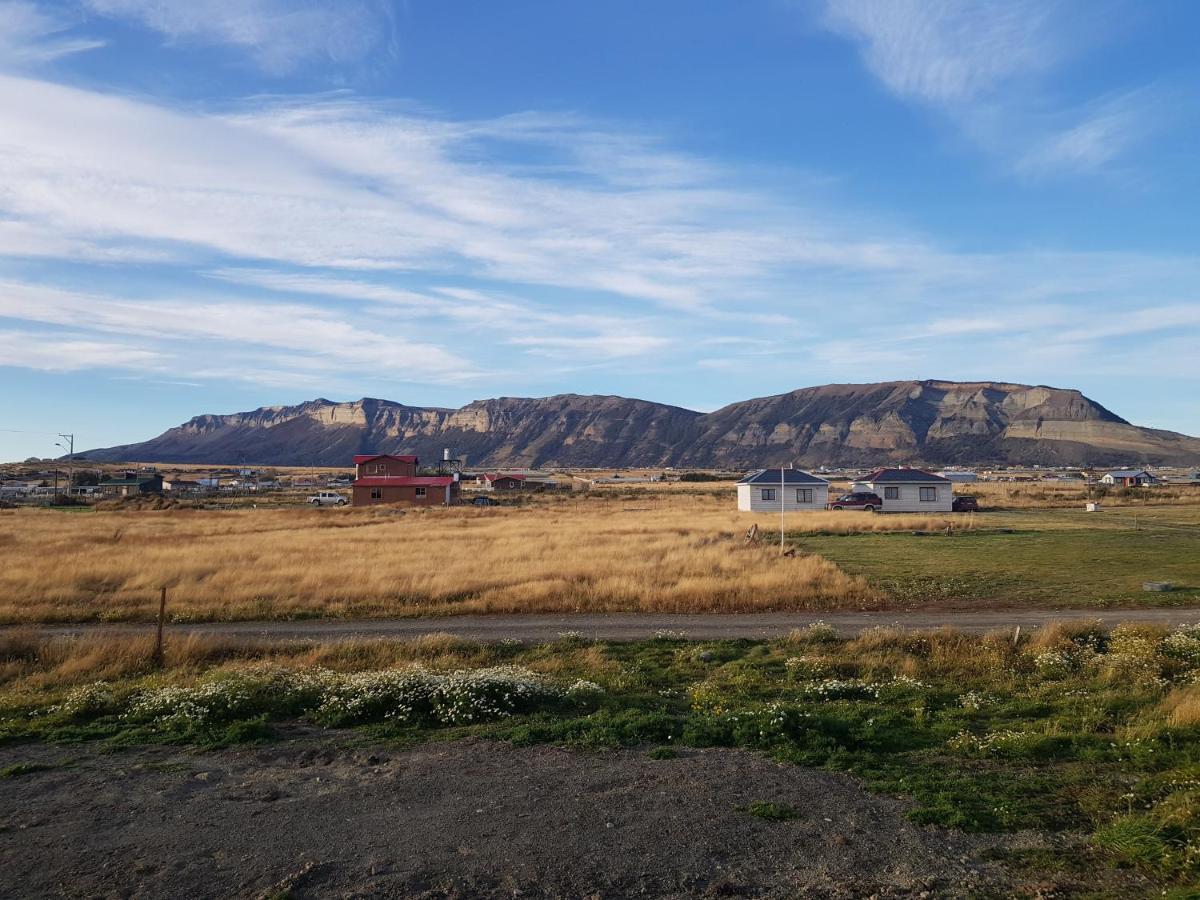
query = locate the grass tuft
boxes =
[740,801,801,821]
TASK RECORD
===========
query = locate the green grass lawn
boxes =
[793,512,1200,607]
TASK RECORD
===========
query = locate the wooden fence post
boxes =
[153,586,167,668]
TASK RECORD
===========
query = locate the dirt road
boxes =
[0,733,1039,899]
[20,608,1200,643]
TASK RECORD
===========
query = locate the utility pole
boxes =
[57,433,74,496]
[780,463,786,553]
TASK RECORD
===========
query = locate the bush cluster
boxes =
[53,664,597,737]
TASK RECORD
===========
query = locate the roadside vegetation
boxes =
[6,622,1200,893]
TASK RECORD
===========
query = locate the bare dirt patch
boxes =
[0,732,1027,898]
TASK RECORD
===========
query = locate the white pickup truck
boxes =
[307,491,347,506]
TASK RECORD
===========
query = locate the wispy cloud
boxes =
[821,0,1061,105]
[1014,88,1162,177]
[82,0,393,74]
[0,74,926,316]
[0,327,163,371]
[0,0,102,67]
[508,333,672,360]
[208,268,676,368]
[819,0,1166,179]
[0,47,1195,405]
[0,279,480,386]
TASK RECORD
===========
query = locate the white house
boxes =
[737,468,830,512]
[852,468,953,512]
[1100,469,1158,486]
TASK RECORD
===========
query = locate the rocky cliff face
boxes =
[82,380,1200,467]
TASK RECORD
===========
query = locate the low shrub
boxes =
[47,664,593,737]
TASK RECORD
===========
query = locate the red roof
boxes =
[483,473,526,482]
[353,476,454,487]
[354,454,418,465]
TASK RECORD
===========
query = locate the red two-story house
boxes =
[351,454,460,507]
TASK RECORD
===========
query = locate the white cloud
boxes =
[821,0,1060,105]
[0,1,102,67]
[508,333,672,360]
[207,268,674,368]
[0,328,163,371]
[0,65,1195,399]
[0,279,479,385]
[1015,89,1160,177]
[819,0,1165,179]
[0,74,927,317]
[82,0,392,74]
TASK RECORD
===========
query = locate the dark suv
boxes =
[827,492,883,512]
[952,495,979,512]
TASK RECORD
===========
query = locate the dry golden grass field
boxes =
[1,492,960,623]
[2,484,1198,624]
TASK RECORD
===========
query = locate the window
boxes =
[370,488,382,500]
[796,488,813,504]
[919,486,937,502]
[884,486,899,500]
[761,488,776,501]
[415,487,427,498]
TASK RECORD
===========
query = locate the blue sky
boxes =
[2,0,1199,460]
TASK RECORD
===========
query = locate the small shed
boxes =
[736,468,830,512]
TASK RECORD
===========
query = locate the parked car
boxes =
[952,494,979,512]
[307,491,346,506]
[827,491,883,512]
[471,495,498,507]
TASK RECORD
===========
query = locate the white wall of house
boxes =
[737,482,829,512]
[859,481,953,513]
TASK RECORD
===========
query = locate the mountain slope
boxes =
[82,380,1200,468]
[86,394,702,468]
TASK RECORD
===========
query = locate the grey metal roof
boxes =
[739,468,829,485]
[1105,470,1154,478]
[859,468,950,483]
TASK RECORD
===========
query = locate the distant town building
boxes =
[480,473,527,491]
[98,471,164,497]
[736,468,830,512]
[162,477,202,493]
[852,469,953,512]
[351,454,459,507]
[1100,470,1159,486]
[936,470,978,483]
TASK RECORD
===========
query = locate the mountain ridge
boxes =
[81,380,1200,468]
